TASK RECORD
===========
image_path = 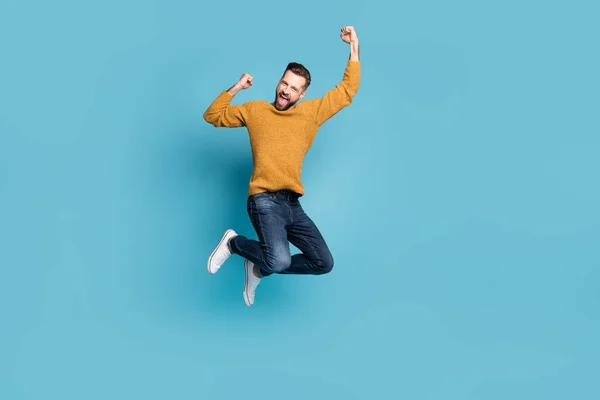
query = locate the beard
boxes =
[273,91,296,111]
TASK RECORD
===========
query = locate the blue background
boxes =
[1,0,599,399]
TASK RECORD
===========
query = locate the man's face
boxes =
[274,71,306,111]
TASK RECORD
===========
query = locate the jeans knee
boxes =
[265,252,291,274]
[317,253,334,274]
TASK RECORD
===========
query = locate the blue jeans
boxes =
[229,190,334,277]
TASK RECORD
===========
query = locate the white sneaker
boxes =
[243,259,261,306]
[207,229,237,274]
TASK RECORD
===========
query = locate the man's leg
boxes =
[284,198,335,275]
[209,191,333,305]
[228,192,303,306]
[228,192,293,277]
[207,193,290,280]
[233,193,334,276]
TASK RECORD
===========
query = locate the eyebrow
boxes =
[282,79,300,91]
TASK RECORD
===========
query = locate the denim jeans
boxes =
[229,190,334,277]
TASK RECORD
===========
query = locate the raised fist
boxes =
[236,73,253,90]
[340,26,358,44]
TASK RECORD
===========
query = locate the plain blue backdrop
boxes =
[1,0,599,399]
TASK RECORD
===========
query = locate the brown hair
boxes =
[284,62,311,90]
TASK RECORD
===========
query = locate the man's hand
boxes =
[341,26,360,61]
[236,73,254,89]
[227,73,253,96]
[340,26,358,44]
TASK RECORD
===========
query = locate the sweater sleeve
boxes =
[311,61,360,126]
[203,90,250,127]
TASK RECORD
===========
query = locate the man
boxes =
[203,26,360,306]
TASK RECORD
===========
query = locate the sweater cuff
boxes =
[346,60,361,73]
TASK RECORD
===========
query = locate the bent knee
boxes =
[317,253,334,274]
[265,253,291,273]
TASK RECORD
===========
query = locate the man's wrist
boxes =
[349,40,360,61]
[227,83,242,96]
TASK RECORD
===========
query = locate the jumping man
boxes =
[203,26,360,306]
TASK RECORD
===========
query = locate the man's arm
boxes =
[203,73,254,127]
[312,26,361,126]
[347,28,360,62]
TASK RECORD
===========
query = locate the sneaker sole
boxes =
[243,260,253,306]
[207,229,234,274]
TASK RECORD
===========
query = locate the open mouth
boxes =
[277,93,290,106]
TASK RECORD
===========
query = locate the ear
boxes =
[299,90,306,99]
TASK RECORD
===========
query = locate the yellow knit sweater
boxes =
[203,60,360,197]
